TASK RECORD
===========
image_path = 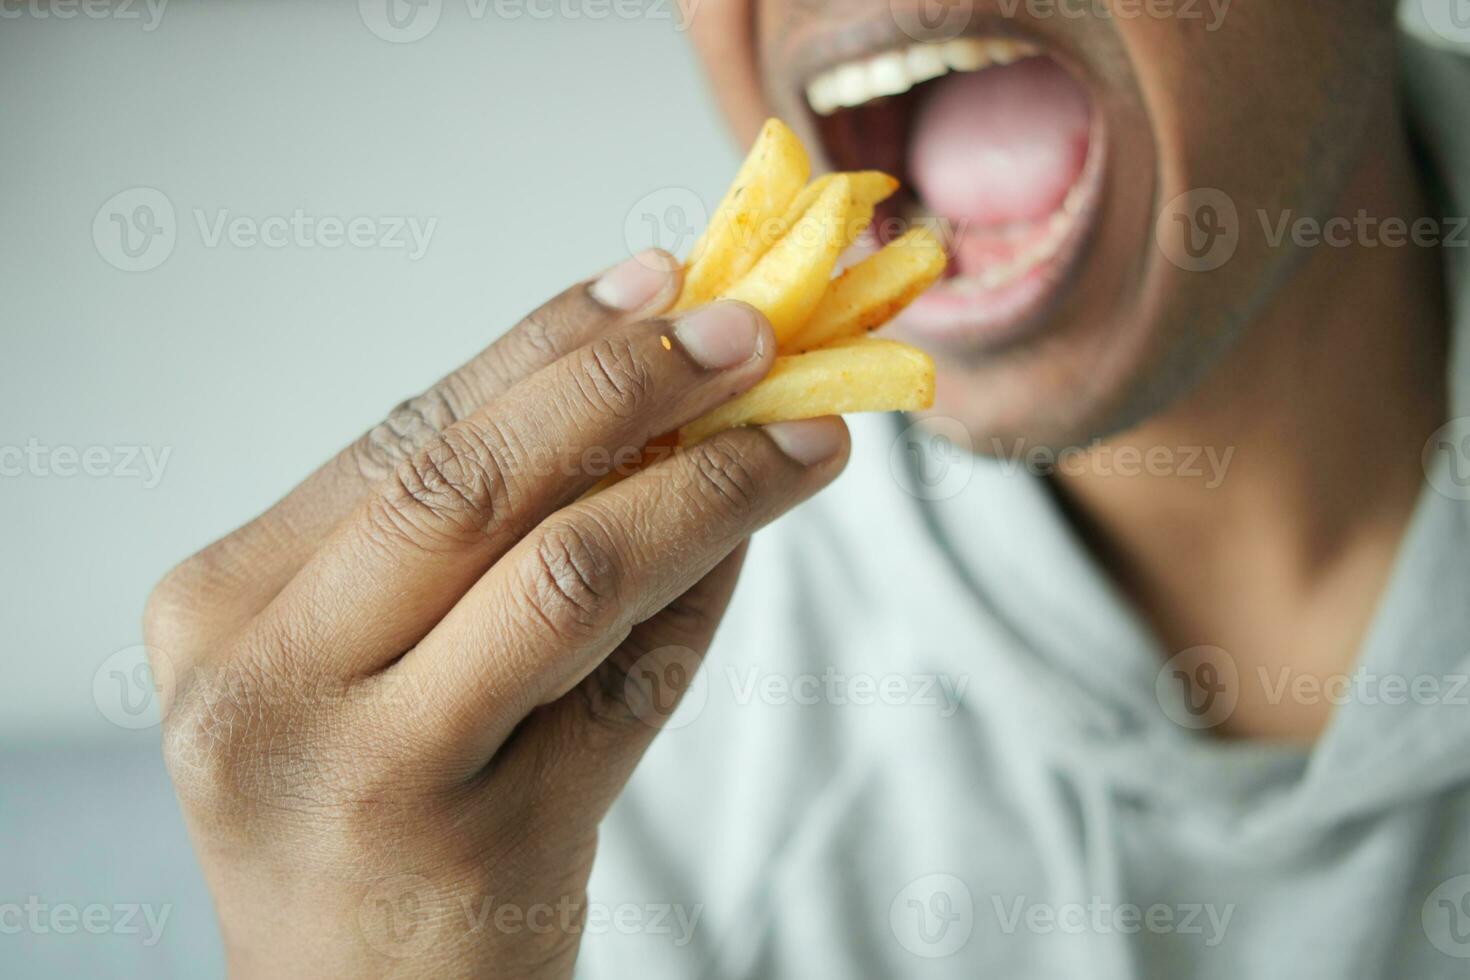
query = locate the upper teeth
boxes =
[805,38,1040,116]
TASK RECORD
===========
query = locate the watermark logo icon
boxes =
[890,873,974,958]
[93,187,176,272]
[623,187,707,267]
[359,874,439,958]
[1157,188,1238,272]
[891,0,973,42]
[1155,645,1238,730]
[617,645,708,730]
[359,0,442,42]
[1419,0,1470,45]
[1423,417,1470,502]
[92,644,174,730]
[1423,874,1470,958]
[890,416,975,501]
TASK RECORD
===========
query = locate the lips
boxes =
[797,34,1105,353]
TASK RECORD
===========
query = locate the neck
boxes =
[1053,102,1449,742]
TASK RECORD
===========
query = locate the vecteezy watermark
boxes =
[359,874,440,958]
[609,647,970,731]
[1257,666,1470,709]
[1155,645,1239,730]
[1423,417,1470,502]
[990,437,1236,488]
[459,896,702,947]
[890,874,975,958]
[1257,211,1470,251]
[610,645,710,731]
[1156,188,1240,272]
[890,0,1230,44]
[0,439,171,488]
[0,0,168,30]
[1418,0,1470,46]
[358,0,694,43]
[0,898,172,947]
[621,187,963,275]
[93,187,437,272]
[1424,874,1470,959]
[623,187,709,267]
[94,647,441,734]
[991,895,1234,947]
[357,876,702,958]
[193,209,436,259]
[891,416,977,502]
[1154,646,1470,731]
[358,0,443,42]
[997,0,1230,29]
[93,188,177,272]
[92,645,175,731]
[724,666,969,718]
[891,421,1235,499]
[1158,189,1470,274]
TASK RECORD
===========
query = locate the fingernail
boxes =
[590,250,675,312]
[674,302,765,370]
[763,417,845,465]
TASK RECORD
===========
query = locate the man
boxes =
[144,0,1470,976]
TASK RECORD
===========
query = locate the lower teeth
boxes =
[948,205,1077,293]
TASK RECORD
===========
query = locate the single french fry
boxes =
[777,171,898,253]
[716,176,851,345]
[785,228,948,352]
[675,119,810,311]
[680,338,935,445]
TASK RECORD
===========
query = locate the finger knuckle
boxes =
[525,518,624,641]
[353,384,465,482]
[160,664,274,810]
[371,421,514,546]
[518,306,567,361]
[689,441,761,516]
[143,552,224,655]
[574,336,655,420]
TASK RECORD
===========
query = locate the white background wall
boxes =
[1,2,735,745]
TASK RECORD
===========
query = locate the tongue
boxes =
[909,56,1090,228]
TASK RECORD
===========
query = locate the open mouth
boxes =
[800,34,1105,353]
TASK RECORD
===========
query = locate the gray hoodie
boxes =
[579,18,1470,980]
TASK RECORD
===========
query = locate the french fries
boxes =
[680,339,936,446]
[785,227,948,352]
[603,118,947,489]
[675,119,811,311]
[717,175,852,345]
[677,119,942,437]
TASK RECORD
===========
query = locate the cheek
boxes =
[684,0,768,143]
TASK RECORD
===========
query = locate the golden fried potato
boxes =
[786,228,948,352]
[681,338,935,445]
[778,171,898,251]
[675,119,810,311]
[715,175,852,345]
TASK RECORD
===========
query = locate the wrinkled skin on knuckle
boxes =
[523,519,626,643]
[354,384,466,483]
[370,422,514,548]
[572,335,656,420]
[689,440,762,517]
